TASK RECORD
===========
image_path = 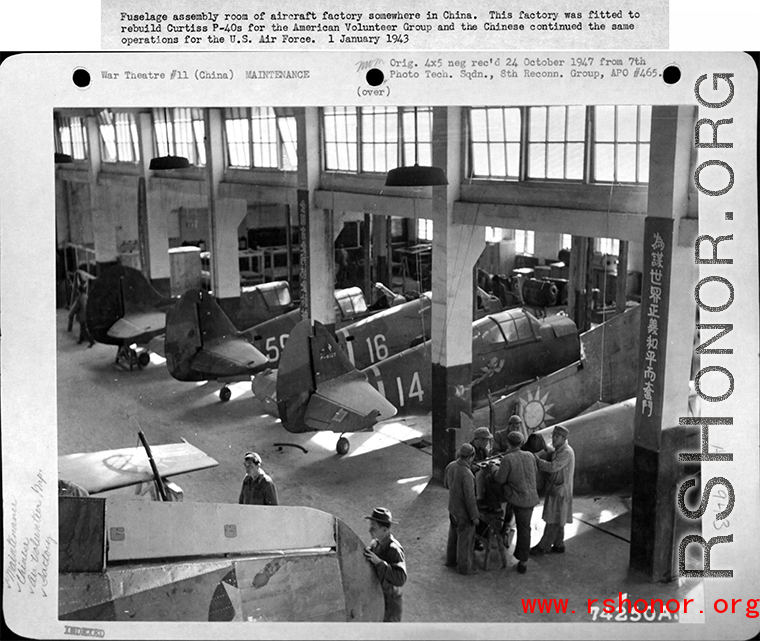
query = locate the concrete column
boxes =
[567,236,592,332]
[430,107,485,482]
[138,112,169,290]
[615,240,629,314]
[629,105,699,582]
[85,116,117,270]
[297,107,335,329]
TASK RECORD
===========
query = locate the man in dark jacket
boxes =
[363,507,407,622]
[238,451,278,505]
[443,443,481,575]
[497,431,540,574]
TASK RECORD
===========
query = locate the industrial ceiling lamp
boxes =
[149,108,191,170]
[384,109,447,187]
[385,163,448,187]
[54,152,73,164]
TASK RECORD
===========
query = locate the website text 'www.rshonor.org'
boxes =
[521,593,760,621]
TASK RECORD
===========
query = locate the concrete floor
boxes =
[57,308,705,629]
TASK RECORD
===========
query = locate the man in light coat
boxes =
[531,424,575,555]
[444,443,481,575]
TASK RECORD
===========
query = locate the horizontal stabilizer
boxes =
[107,311,166,340]
[190,336,269,376]
[304,370,397,432]
[58,441,219,494]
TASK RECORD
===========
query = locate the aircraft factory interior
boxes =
[55,104,706,624]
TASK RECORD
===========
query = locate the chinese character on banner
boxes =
[646,335,658,350]
[647,317,659,335]
[651,251,664,268]
[652,233,665,252]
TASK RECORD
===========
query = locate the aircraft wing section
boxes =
[58,442,219,494]
[303,370,398,433]
[107,311,167,340]
[190,336,269,376]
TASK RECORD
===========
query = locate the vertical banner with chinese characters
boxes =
[633,216,674,451]
[297,189,310,320]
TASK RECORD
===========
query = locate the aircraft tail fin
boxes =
[277,319,397,434]
[165,288,259,381]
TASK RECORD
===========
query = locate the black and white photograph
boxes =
[1,49,758,639]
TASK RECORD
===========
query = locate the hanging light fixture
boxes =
[54,152,73,164]
[385,163,448,187]
[149,108,191,170]
[385,108,447,187]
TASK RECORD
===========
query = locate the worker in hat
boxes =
[493,415,528,454]
[531,424,575,555]
[496,431,539,574]
[443,443,481,575]
[238,451,278,506]
[493,415,529,546]
[363,507,407,622]
[469,426,494,462]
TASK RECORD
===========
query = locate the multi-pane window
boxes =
[361,107,398,173]
[527,106,586,180]
[224,107,297,170]
[97,110,140,163]
[595,237,620,255]
[417,218,433,242]
[56,115,88,160]
[323,107,358,171]
[323,106,433,173]
[592,105,651,183]
[401,107,432,166]
[153,108,206,166]
[469,107,521,179]
[485,227,504,243]
[515,229,535,255]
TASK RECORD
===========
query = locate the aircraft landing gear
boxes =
[336,436,350,455]
[219,386,231,402]
[138,351,150,368]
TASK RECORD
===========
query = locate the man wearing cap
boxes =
[495,431,539,574]
[238,452,278,506]
[363,507,407,622]
[531,425,575,555]
[493,415,528,545]
[443,443,481,575]
[493,415,528,454]
[469,426,494,462]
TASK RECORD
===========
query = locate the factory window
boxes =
[56,115,88,160]
[485,227,504,243]
[468,107,522,179]
[361,106,398,173]
[595,237,620,255]
[515,229,535,256]
[223,107,297,170]
[98,109,140,163]
[561,234,573,251]
[324,106,359,171]
[401,107,433,166]
[592,105,651,183]
[527,106,586,180]
[417,218,433,241]
[323,106,433,174]
[153,108,206,167]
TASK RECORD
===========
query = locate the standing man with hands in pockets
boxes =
[444,443,481,575]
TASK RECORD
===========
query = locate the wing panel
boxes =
[58,442,219,494]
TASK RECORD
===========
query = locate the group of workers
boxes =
[445,415,576,576]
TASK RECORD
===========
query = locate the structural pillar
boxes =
[138,112,170,294]
[629,105,699,582]
[615,240,629,315]
[430,107,485,482]
[85,116,117,272]
[297,108,335,330]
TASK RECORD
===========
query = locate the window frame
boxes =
[97,109,141,164]
[223,107,298,172]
